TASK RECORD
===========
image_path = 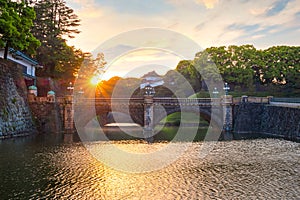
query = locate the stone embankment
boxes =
[233,102,300,142]
[0,60,36,139]
[28,95,63,133]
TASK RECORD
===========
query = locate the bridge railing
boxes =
[269,97,300,108]
[232,97,242,104]
[71,97,233,105]
[270,97,300,103]
[41,96,276,105]
[247,97,270,103]
[153,98,215,105]
[74,98,144,105]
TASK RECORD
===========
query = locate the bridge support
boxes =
[63,95,75,133]
[143,95,154,142]
[222,95,233,132]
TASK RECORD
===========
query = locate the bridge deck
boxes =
[73,98,224,106]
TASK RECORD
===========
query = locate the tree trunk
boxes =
[4,42,9,60]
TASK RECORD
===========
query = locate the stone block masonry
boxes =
[28,99,62,133]
[0,60,36,139]
[233,103,300,142]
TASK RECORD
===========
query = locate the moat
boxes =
[0,130,299,199]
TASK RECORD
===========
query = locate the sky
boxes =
[65,0,300,79]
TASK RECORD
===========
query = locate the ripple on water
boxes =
[3,139,300,199]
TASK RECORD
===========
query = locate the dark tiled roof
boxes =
[9,48,39,65]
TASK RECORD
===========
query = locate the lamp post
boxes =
[77,87,84,99]
[67,82,74,95]
[222,82,232,134]
[143,84,155,143]
[223,82,230,95]
[212,87,219,98]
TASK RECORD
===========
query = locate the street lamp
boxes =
[67,82,74,95]
[212,87,219,98]
[144,84,155,96]
[78,87,84,96]
[223,82,230,95]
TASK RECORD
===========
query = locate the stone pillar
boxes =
[241,95,248,103]
[267,96,273,104]
[47,90,56,103]
[28,85,38,96]
[143,95,154,142]
[64,95,74,133]
[222,95,233,132]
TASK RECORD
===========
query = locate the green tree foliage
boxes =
[32,0,81,79]
[0,0,40,59]
[175,60,202,92]
[204,45,256,91]
[197,45,300,93]
[260,46,300,85]
[193,51,224,92]
[75,52,107,97]
[78,52,106,80]
[178,45,299,95]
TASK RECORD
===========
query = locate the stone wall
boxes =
[233,103,300,141]
[29,98,62,133]
[0,59,36,139]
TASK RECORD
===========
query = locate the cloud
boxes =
[225,23,282,45]
[195,0,219,9]
[265,0,292,16]
[65,0,300,53]
[91,0,173,15]
[166,0,219,9]
[227,24,260,33]
[66,0,96,9]
[102,49,181,79]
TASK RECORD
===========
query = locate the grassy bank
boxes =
[154,126,208,141]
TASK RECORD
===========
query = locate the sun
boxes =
[90,75,101,85]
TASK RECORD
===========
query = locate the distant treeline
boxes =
[96,45,300,98]
[185,45,300,96]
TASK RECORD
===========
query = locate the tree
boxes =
[31,0,81,78]
[204,45,257,91]
[195,45,300,95]
[75,52,107,97]
[194,51,224,91]
[0,0,40,59]
[78,52,106,81]
[175,60,202,92]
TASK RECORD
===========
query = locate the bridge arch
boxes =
[153,106,223,128]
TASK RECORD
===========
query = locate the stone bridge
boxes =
[28,94,300,141]
[70,95,238,133]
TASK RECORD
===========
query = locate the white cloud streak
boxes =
[65,0,300,52]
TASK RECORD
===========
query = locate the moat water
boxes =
[0,129,299,199]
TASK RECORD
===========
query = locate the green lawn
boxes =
[161,112,209,124]
[156,112,209,141]
[154,126,208,141]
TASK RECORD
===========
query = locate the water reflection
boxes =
[0,132,299,199]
